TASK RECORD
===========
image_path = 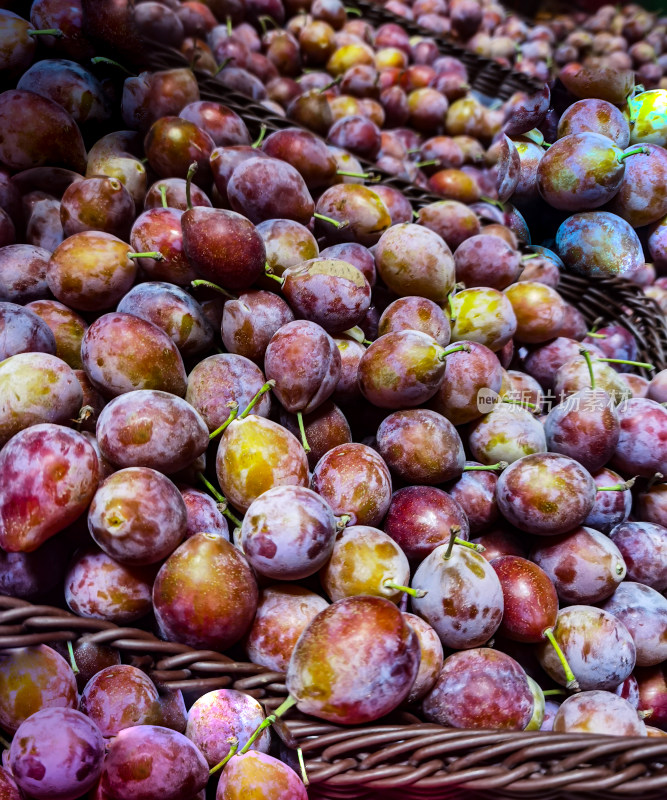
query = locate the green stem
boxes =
[264,268,284,285]
[258,14,278,32]
[342,326,366,344]
[90,56,134,75]
[213,57,233,76]
[480,196,505,210]
[186,162,197,210]
[438,343,470,361]
[318,76,343,93]
[618,146,649,161]
[597,477,636,491]
[344,5,363,14]
[28,27,62,36]
[383,580,427,598]
[443,525,461,561]
[67,641,79,675]
[252,125,267,148]
[297,411,310,454]
[455,537,484,552]
[521,253,539,261]
[586,331,607,339]
[158,184,169,209]
[412,209,420,220]
[336,170,372,178]
[336,514,351,530]
[128,251,164,261]
[463,461,508,472]
[226,15,233,35]
[209,737,238,775]
[198,473,225,503]
[579,348,596,390]
[191,279,237,300]
[313,213,348,229]
[209,402,239,439]
[596,357,654,371]
[297,747,309,786]
[414,159,438,168]
[543,627,579,692]
[239,696,297,755]
[218,502,242,529]
[0,735,10,750]
[239,380,275,419]
[542,689,567,696]
[501,397,538,411]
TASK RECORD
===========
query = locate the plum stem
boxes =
[226,15,233,35]
[318,76,343,93]
[443,525,462,561]
[414,159,438,169]
[438,343,470,361]
[297,747,309,786]
[480,196,505,210]
[521,253,539,261]
[28,27,62,36]
[258,14,278,32]
[128,251,164,261]
[73,405,94,425]
[648,472,665,489]
[543,627,579,692]
[407,147,421,154]
[186,162,197,210]
[596,357,654,370]
[313,213,348,229]
[209,737,238,775]
[463,461,508,472]
[239,696,298,755]
[345,5,362,13]
[586,331,607,338]
[209,402,239,439]
[297,411,311,453]
[579,348,596,390]
[455,537,484,552]
[0,735,10,750]
[501,397,538,411]
[336,170,372,179]
[542,689,567,696]
[213,57,233,76]
[336,514,351,530]
[597,477,636,491]
[158,184,169,209]
[383,580,427,598]
[342,326,367,344]
[264,268,284,285]
[239,380,275,419]
[252,125,267,148]
[412,209,420,220]
[67,640,79,675]
[197,474,243,527]
[618,146,650,161]
[191,279,237,300]
[90,57,134,75]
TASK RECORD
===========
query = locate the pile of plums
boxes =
[0,0,666,798]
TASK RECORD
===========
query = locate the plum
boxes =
[216,751,307,800]
[553,691,646,736]
[402,613,444,703]
[185,689,270,768]
[153,533,258,650]
[423,648,533,730]
[600,582,667,667]
[0,645,77,733]
[286,595,420,724]
[609,521,667,591]
[96,390,208,474]
[240,486,337,580]
[100,726,208,800]
[245,584,329,672]
[9,708,104,800]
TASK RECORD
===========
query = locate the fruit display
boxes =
[0,0,667,797]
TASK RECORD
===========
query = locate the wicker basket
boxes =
[1,596,665,800]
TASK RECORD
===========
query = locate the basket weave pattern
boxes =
[1,596,666,799]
